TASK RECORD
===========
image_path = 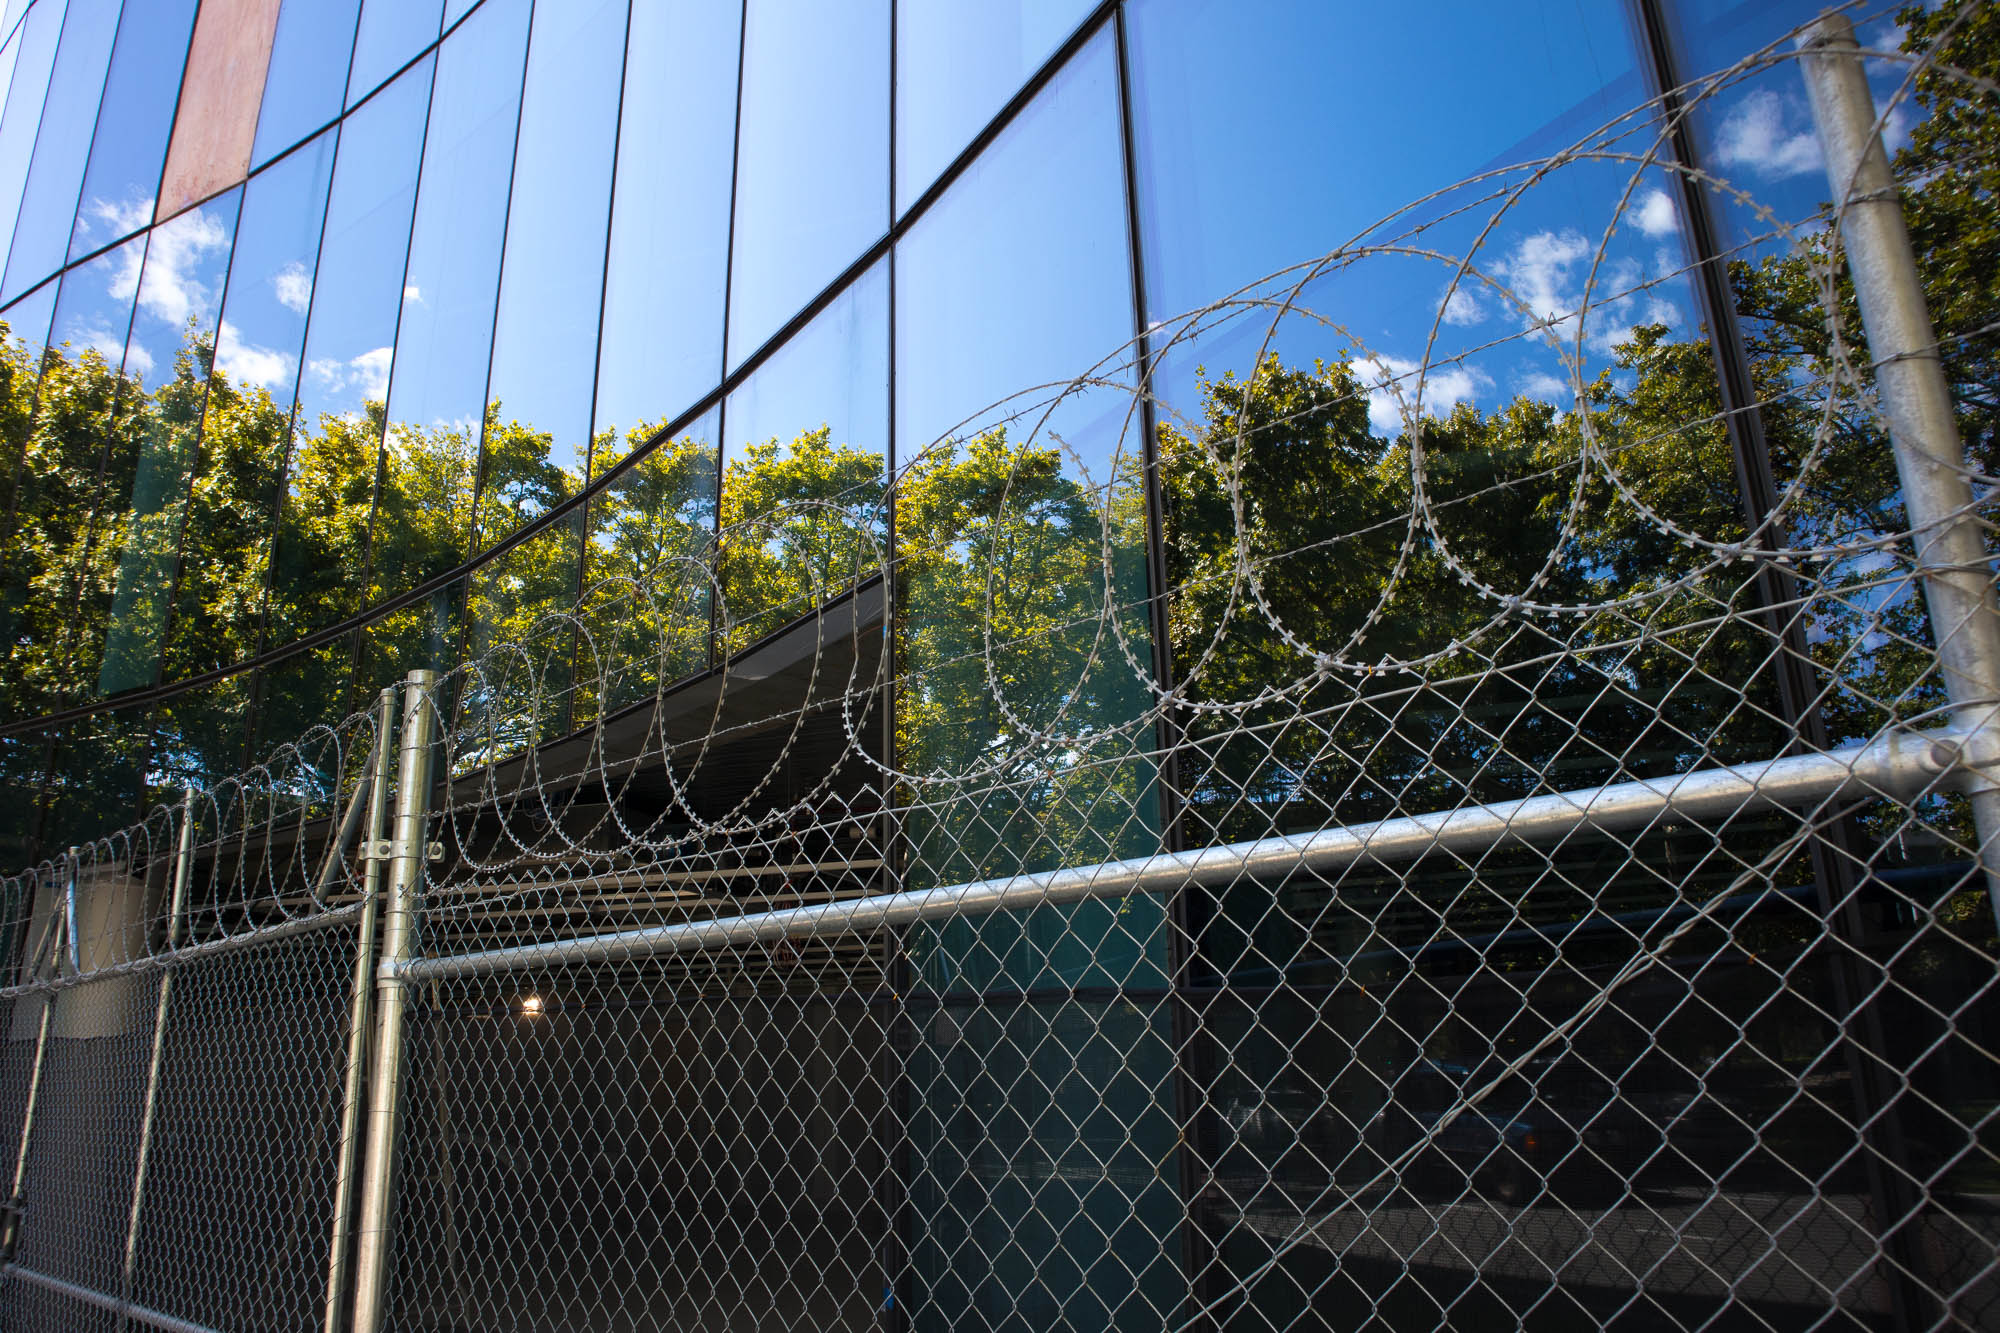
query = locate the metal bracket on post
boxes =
[1798,15,2000,929]
[119,792,199,1309]
[347,670,437,1333]
[322,688,399,1333]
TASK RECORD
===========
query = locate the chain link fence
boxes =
[0,9,1998,1331]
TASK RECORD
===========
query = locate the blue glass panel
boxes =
[0,0,69,277]
[592,0,739,458]
[371,0,529,609]
[894,0,1094,213]
[65,0,197,263]
[720,257,886,650]
[346,0,441,109]
[93,189,242,697]
[252,0,361,168]
[725,0,886,368]
[2,0,117,303]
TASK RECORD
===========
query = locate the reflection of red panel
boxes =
[156,0,283,222]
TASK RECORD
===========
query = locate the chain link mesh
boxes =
[1,7,1998,1331]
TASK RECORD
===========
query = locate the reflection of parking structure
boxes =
[1362,1059,1706,1206]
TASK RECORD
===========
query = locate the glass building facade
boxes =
[0,1,1995,1328]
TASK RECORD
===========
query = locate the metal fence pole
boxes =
[1799,15,2000,922]
[322,688,399,1333]
[118,792,199,1308]
[348,671,436,1333]
[0,853,69,1261]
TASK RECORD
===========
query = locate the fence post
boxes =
[323,687,399,1333]
[348,670,436,1333]
[1798,15,2000,925]
[0,851,71,1262]
[117,790,198,1306]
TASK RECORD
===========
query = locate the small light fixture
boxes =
[519,993,544,1017]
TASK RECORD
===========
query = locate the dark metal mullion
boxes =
[1112,7,1213,1325]
[564,0,638,738]
[877,7,910,1329]
[711,0,749,676]
[1627,3,1932,1329]
[447,0,541,713]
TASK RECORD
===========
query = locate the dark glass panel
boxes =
[346,0,441,110]
[1,0,117,303]
[892,32,1171,1323]
[91,190,242,698]
[64,0,197,264]
[457,516,581,765]
[40,707,149,851]
[576,409,717,726]
[270,54,431,653]
[903,997,1185,1331]
[250,635,362,765]
[893,0,1095,213]
[149,676,253,800]
[0,0,69,274]
[251,0,360,168]
[0,233,144,718]
[591,0,738,456]
[719,257,885,653]
[725,0,886,368]
[168,133,338,696]
[0,727,52,866]
[369,0,529,608]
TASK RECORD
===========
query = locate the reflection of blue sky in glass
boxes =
[726,258,886,475]
[213,128,335,412]
[2,273,52,368]
[1672,0,1917,268]
[64,0,196,264]
[48,229,142,370]
[592,0,739,454]
[295,55,432,429]
[3,0,116,304]
[895,0,1094,213]
[896,27,1133,480]
[386,0,527,440]
[727,0,887,370]
[0,1,68,281]
[254,0,360,169]
[347,0,441,109]
[121,189,238,392]
[483,0,625,481]
[1128,0,1713,433]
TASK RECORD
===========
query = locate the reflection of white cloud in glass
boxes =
[216,318,295,391]
[78,195,152,247]
[1491,229,1680,355]
[273,260,312,314]
[1350,353,1492,435]
[1633,188,1678,238]
[1714,90,1823,179]
[307,345,393,402]
[117,206,230,328]
[402,284,421,304]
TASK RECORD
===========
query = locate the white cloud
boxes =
[79,195,152,246]
[352,346,393,401]
[1714,90,1823,178]
[216,319,295,392]
[1494,228,1591,334]
[1518,370,1571,401]
[1633,188,1679,238]
[306,345,394,403]
[403,284,422,305]
[1440,284,1485,327]
[129,206,231,328]
[1349,353,1492,435]
[273,261,312,315]
[119,340,153,379]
